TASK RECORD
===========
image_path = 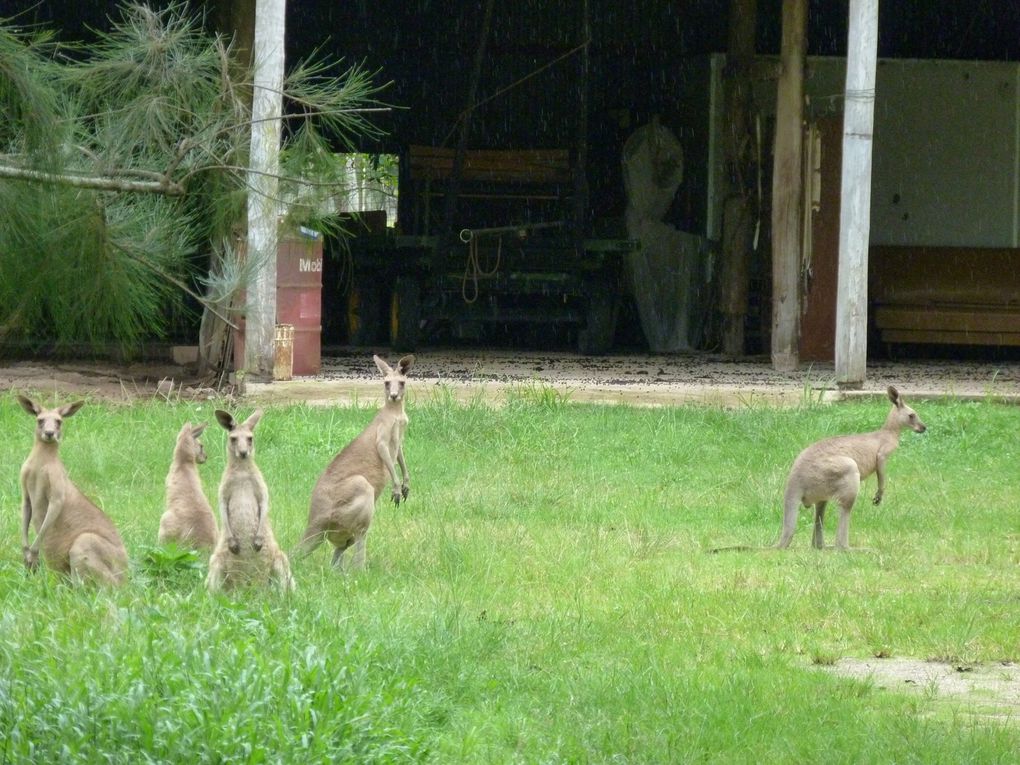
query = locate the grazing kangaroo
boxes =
[16,396,129,585]
[778,385,927,550]
[295,354,414,570]
[159,422,218,551]
[205,409,294,593]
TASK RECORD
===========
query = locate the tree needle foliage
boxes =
[0,2,388,356]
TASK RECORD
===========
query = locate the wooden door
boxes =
[799,115,843,362]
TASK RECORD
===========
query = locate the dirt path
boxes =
[3,350,1020,406]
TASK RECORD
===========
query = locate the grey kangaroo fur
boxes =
[17,396,129,585]
[294,354,414,570]
[778,385,926,550]
[206,409,294,592]
[159,422,218,551]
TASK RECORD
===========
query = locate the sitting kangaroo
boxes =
[295,354,414,570]
[159,422,218,551]
[778,385,927,550]
[17,396,129,585]
[206,409,294,592]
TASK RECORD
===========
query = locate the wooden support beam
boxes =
[835,0,879,387]
[720,0,758,355]
[770,0,807,372]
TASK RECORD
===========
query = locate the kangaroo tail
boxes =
[776,483,802,549]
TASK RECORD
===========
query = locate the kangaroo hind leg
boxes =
[834,468,862,551]
[270,552,295,593]
[69,533,126,587]
[812,502,827,549]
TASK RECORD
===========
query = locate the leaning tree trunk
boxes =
[196,250,236,380]
[198,0,256,380]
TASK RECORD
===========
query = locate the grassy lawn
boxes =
[0,387,1018,762]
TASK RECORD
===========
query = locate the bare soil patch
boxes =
[824,658,1020,722]
[0,360,222,403]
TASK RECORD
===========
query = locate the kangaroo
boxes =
[16,396,129,585]
[778,385,927,550]
[294,354,414,570]
[159,422,218,551]
[205,409,294,593]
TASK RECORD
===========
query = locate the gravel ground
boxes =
[4,349,1019,406]
[250,348,1020,407]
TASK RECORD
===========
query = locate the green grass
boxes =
[0,389,1018,763]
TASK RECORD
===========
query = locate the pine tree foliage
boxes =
[0,2,386,353]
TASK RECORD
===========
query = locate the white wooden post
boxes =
[244,0,286,381]
[770,0,807,372]
[835,0,879,387]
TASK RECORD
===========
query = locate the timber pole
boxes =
[835,0,879,387]
[244,0,286,381]
[720,0,757,355]
[770,0,806,372]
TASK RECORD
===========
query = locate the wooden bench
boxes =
[404,145,574,235]
[870,246,1020,346]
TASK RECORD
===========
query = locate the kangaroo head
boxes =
[886,385,926,434]
[18,395,84,445]
[176,421,208,464]
[215,409,263,461]
[374,354,414,403]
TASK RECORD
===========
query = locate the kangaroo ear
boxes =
[191,423,207,438]
[397,354,415,375]
[59,401,85,418]
[17,395,40,416]
[243,409,263,430]
[887,385,902,407]
[374,354,394,376]
[215,410,235,431]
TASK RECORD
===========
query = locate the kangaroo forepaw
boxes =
[391,488,402,505]
[872,493,883,506]
[228,537,241,555]
[252,535,264,552]
[401,483,410,501]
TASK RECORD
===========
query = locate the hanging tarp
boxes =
[622,118,701,352]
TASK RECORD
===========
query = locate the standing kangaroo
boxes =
[206,409,294,592]
[159,422,218,551]
[295,354,413,570]
[16,396,129,585]
[778,385,927,550]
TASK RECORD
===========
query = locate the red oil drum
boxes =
[275,229,323,376]
[233,229,323,378]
